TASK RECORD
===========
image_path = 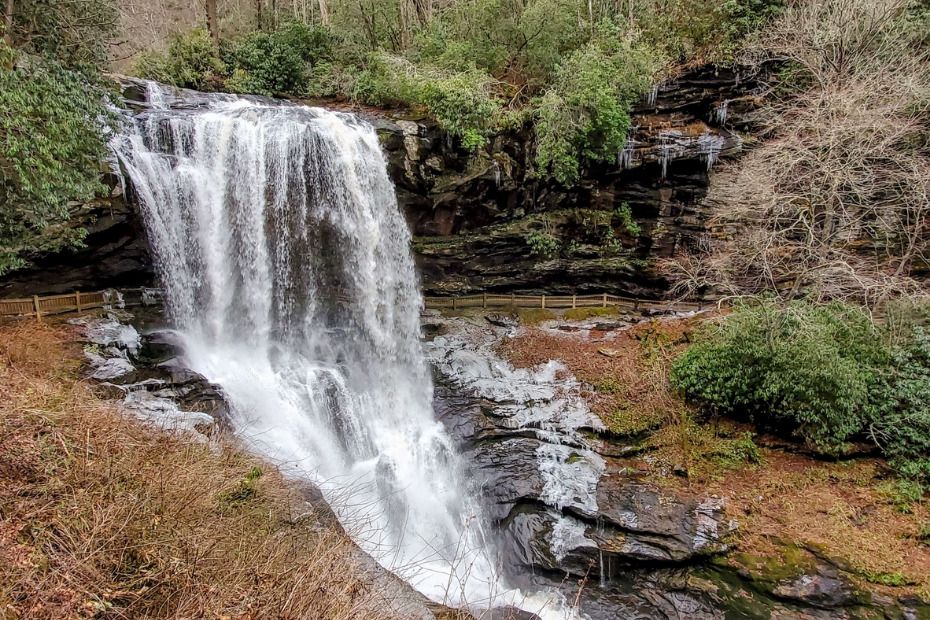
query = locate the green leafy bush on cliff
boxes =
[0,0,118,275]
[534,23,660,184]
[672,300,887,452]
[672,298,930,490]
[0,52,115,275]
[352,52,500,149]
[135,29,226,91]
[225,22,334,96]
[871,328,930,486]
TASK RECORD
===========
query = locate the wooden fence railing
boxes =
[422,292,709,313]
[1,289,709,320]
[0,288,158,320]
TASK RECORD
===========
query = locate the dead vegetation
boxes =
[0,321,407,620]
[501,313,930,599]
[709,453,930,598]
[498,313,700,438]
[665,0,930,306]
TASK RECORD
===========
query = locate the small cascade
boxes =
[657,131,683,180]
[617,138,638,169]
[646,84,660,107]
[697,132,727,170]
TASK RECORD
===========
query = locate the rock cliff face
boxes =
[0,66,759,297]
[373,65,759,296]
[0,174,153,297]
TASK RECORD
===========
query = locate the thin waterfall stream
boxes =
[110,83,572,616]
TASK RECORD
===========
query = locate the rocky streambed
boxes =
[424,313,930,620]
[75,307,930,620]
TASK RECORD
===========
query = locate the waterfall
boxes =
[110,83,536,611]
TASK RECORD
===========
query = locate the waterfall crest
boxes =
[110,83,508,607]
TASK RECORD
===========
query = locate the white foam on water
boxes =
[111,83,580,617]
[425,319,606,557]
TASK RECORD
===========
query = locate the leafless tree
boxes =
[3,0,13,47]
[206,0,220,44]
[664,0,930,308]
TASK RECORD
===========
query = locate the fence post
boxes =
[572,294,577,309]
[452,296,457,311]
[602,293,607,308]
[511,292,515,308]
[75,291,82,312]
[32,295,42,321]
[541,295,546,309]
[483,292,487,308]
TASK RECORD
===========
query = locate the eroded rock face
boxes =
[371,65,761,296]
[424,316,736,620]
[427,316,930,620]
[1,67,758,298]
[0,175,155,297]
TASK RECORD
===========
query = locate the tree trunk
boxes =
[205,0,219,45]
[3,0,13,47]
[318,0,330,25]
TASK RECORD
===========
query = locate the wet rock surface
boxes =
[76,313,230,435]
[2,66,760,298]
[428,315,930,619]
[375,65,763,296]
[0,175,155,297]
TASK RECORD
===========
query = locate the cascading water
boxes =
[110,83,570,615]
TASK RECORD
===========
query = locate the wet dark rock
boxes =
[771,572,860,608]
[485,313,519,328]
[433,349,930,619]
[2,66,761,298]
[371,65,764,297]
[130,329,184,365]
[0,175,155,296]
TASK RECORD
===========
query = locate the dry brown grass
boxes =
[0,320,408,620]
[704,452,930,598]
[498,315,702,437]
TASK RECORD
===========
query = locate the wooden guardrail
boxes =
[0,291,112,320]
[1,289,708,320]
[423,292,709,313]
[0,288,158,320]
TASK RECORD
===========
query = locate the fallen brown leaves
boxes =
[498,314,703,436]
[500,312,930,599]
[0,320,401,620]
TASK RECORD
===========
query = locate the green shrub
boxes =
[353,52,500,149]
[871,327,930,488]
[0,48,115,274]
[535,22,660,185]
[600,228,622,255]
[135,28,225,91]
[417,68,500,149]
[615,202,641,237]
[671,300,888,452]
[673,298,930,490]
[226,22,334,96]
[525,231,560,258]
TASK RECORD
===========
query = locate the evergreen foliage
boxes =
[535,23,660,184]
[673,299,930,490]
[0,1,118,275]
[131,0,782,164]
[135,29,226,91]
